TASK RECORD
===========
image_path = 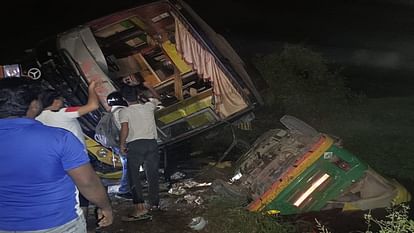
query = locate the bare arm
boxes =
[77,80,100,116]
[143,82,161,100]
[119,122,129,154]
[67,163,113,227]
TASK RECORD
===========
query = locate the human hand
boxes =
[89,79,105,88]
[87,79,97,91]
[96,207,113,228]
[120,144,128,155]
[88,79,97,86]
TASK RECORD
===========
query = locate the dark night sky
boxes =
[0,1,140,63]
[1,0,414,67]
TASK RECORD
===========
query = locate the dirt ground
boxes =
[84,163,388,233]
[86,197,198,233]
[86,158,228,233]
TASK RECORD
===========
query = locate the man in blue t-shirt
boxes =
[0,79,113,232]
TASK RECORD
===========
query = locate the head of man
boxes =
[39,89,64,111]
[120,84,139,104]
[0,79,42,119]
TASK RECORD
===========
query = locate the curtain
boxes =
[173,15,248,118]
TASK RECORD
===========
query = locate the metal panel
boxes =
[57,26,116,109]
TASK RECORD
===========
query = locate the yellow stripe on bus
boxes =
[248,135,334,211]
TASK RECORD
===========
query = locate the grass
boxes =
[203,198,297,233]
[316,97,414,180]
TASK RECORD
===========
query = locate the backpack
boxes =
[94,109,121,149]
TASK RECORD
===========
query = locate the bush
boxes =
[253,44,360,124]
[315,203,414,233]
[364,204,414,233]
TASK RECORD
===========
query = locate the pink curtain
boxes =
[174,15,248,118]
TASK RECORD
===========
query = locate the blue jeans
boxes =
[112,147,130,194]
[118,155,130,193]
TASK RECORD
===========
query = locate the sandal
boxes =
[121,213,152,222]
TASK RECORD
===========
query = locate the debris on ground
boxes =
[207,161,232,169]
[188,216,208,231]
[170,171,186,181]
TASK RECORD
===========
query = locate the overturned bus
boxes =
[32,0,262,178]
[225,115,411,215]
[4,0,410,216]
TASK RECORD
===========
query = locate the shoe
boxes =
[115,192,133,200]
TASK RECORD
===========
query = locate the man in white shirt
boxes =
[119,82,161,221]
[36,80,100,146]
